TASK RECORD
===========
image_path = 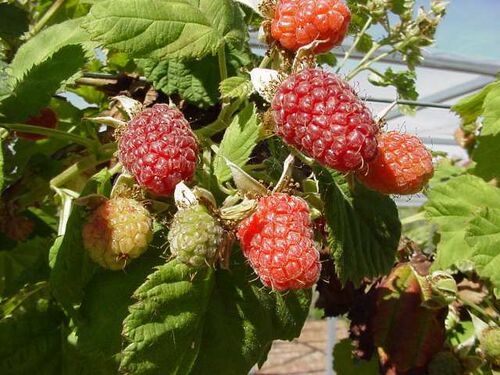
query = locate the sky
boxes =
[418,0,500,60]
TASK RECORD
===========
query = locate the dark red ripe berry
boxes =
[18,108,58,140]
[118,104,198,196]
[272,68,378,172]
[356,131,434,195]
[271,0,351,53]
[237,193,321,291]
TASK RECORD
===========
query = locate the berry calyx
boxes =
[82,198,153,270]
[17,108,58,140]
[481,328,500,368]
[356,131,434,195]
[271,0,351,53]
[118,104,198,196]
[237,193,320,291]
[168,204,224,268]
[272,68,378,172]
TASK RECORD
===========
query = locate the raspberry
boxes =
[118,104,198,196]
[481,328,500,368]
[237,193,320,291]
[271,0,351,53]
[82,198,153,270]
[272,68,378,172]
[17,108,58,140]
[168,204,223,268]
[356,131,434,195]
[428,352,463,375]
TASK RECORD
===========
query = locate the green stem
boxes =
[346,47,393,81]
[218,43,228,82]
[195,99,242,138]
[462,299,500,325]
[0,122,98,150]
[50,143,116,188]
[31,0,66,35]
[336,16,372,73]
[401,212,426,226]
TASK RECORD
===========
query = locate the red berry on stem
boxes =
[18,107,58,140]
[118,104,198,196]
[272,68,378,172]
[271,0,351,53]
[356,131,434,195]
[237,193,321,291]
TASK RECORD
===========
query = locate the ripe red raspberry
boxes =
[82,198,153,270]
[118,104,198,196]
[17,108,58,140]
[237,193,320,291]
[272,68,378,172]
[271,0,351,53]
[356,131,434,195]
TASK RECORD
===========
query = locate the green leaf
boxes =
[9,18,94,81]
[220,76,252,100]
[424,175,500,271]
[333,339,379,375]
[49,169,111,308]
[0,3,29,39]
[472,82,500,180]
[0,297,63,374]
[317,52,338,67]
[355,34,373,53]
[0,237,51,297]
[317,168,401,285]
[76,247,163,369]
[84,0,247,60]
[121,257,311,375]
[452,81,500,128]
[138,58,220,108]
[0,44,87,122]
[214,104,261,183]
[368,68,418,101]
[465,208,500,294]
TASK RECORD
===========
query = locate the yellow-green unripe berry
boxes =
[168,204,223,268]
[82,198,153,270]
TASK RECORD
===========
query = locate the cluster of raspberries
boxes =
[82,0,433,292]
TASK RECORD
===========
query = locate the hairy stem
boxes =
[31,0,66,35]
[336,16,372,73]
[0,122,99,150]
[50,143,116,188]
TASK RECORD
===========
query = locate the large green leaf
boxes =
[121,257,311,375]
[0,237,51,297]
[0,3,29,39]
[465,208,500,295]
[9,18,93,81]
[49,169,111,308]
[137,41,250,108]
[84,0,247,60]
[76,236,165,363]
[424,175,500,270]
[0,44,87,122]
[317,168,401,285]
[472,82,500,180]
[214,104,261,183]
[0,297,63,374]
[452,81,500,128]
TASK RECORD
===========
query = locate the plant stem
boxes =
[336,16,372,73]
[218,43,228,82]
[31,0,66,35]
[195,99,242,138]
[0,122,98,150]
[346,47,394,81]
[461,298,500,325]
[401,211,426,226]
[50,143,116,188]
